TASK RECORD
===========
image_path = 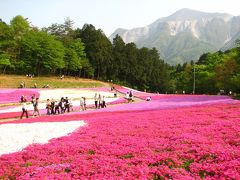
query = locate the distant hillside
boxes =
[221,30,240,51]
[109,8,240,64]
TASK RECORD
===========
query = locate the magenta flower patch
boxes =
[0,86,239,179]
[0,102,239,179]
[0,89,39,104]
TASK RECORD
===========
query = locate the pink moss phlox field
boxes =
[0,112,22,120]
[98,95,237,113]
[114,85,155,99]
[113,85,236,102]
[0,102,240,179]
[0,89,39,104]
[86,87,113,92]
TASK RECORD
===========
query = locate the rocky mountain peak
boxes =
[109,9,240,65]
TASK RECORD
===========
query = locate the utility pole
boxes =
[193,62,196,94]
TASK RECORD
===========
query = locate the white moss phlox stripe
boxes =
[39,89,114,100]
[0,120,86,156]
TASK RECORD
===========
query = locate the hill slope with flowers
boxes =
[0,86,239,179]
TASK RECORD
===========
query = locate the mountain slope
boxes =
[221,30,240,51]
[109,9,240,64]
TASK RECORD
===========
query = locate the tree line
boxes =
[0,16,240,94]
[0,16,171,92]
[172,45,240,94]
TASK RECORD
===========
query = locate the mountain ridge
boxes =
[109,8,240,64]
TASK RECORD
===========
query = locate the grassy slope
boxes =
[0,75,107,88]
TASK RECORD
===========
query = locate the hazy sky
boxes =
[0,0,239,36]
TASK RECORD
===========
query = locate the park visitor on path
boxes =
[20,96,28,119]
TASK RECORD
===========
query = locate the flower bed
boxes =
[113,85,155,99]
[0,102,240,179]
[0,86,239,179]
[97,95,237,113]
[0,94,235,119]
[0,89,39,104]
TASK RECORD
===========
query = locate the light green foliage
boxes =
[0,53,11,73]
[173,47,240,94]
[10,15,30,40]
[20,30,65,75]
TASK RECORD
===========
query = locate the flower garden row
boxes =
[0,102,239,179]
[0,87,112,104]
[0,89,39,104]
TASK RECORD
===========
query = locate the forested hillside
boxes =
[0,16,240,94]
[172,44,240,94]
[0,16,170,92]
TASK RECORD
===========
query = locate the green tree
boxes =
[112,35,126,81]
[215,58,240,92]
[9,15,30,64]
[0,53,11,74]
[20,30,65,75]
[80,24,112,79]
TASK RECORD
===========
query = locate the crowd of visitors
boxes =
[46,97,73,115]
[94,93,107,109]
[20,94,40,119]
[19,92,109,119]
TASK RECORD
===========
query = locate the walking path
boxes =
[0,93,142,122]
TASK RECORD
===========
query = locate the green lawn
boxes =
[0,75,107,88]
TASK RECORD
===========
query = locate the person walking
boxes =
[31,94,36,104]
[98,94,102,109]
[125,92,130,103]
[80,97,85,111]
[50,99,55,114]
[59,97,65,114]
[94,93,98,109]
[46,99,51,115]
[83,97,87,111]
[20,96,28,119]
[102,96,106,108]
[55,100,60,114]
[64,97,70,112]
[32,98,40,117]
[129,90,133,102]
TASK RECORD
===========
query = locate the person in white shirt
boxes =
[94,93,98,109]
[125,92,130,103]
[80,97,85,111]
[102,96,106,108]
[98,94,102,109]
[146,97,151,101]
[20,96,28,119]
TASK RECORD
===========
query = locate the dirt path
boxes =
[0,97,144,123]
